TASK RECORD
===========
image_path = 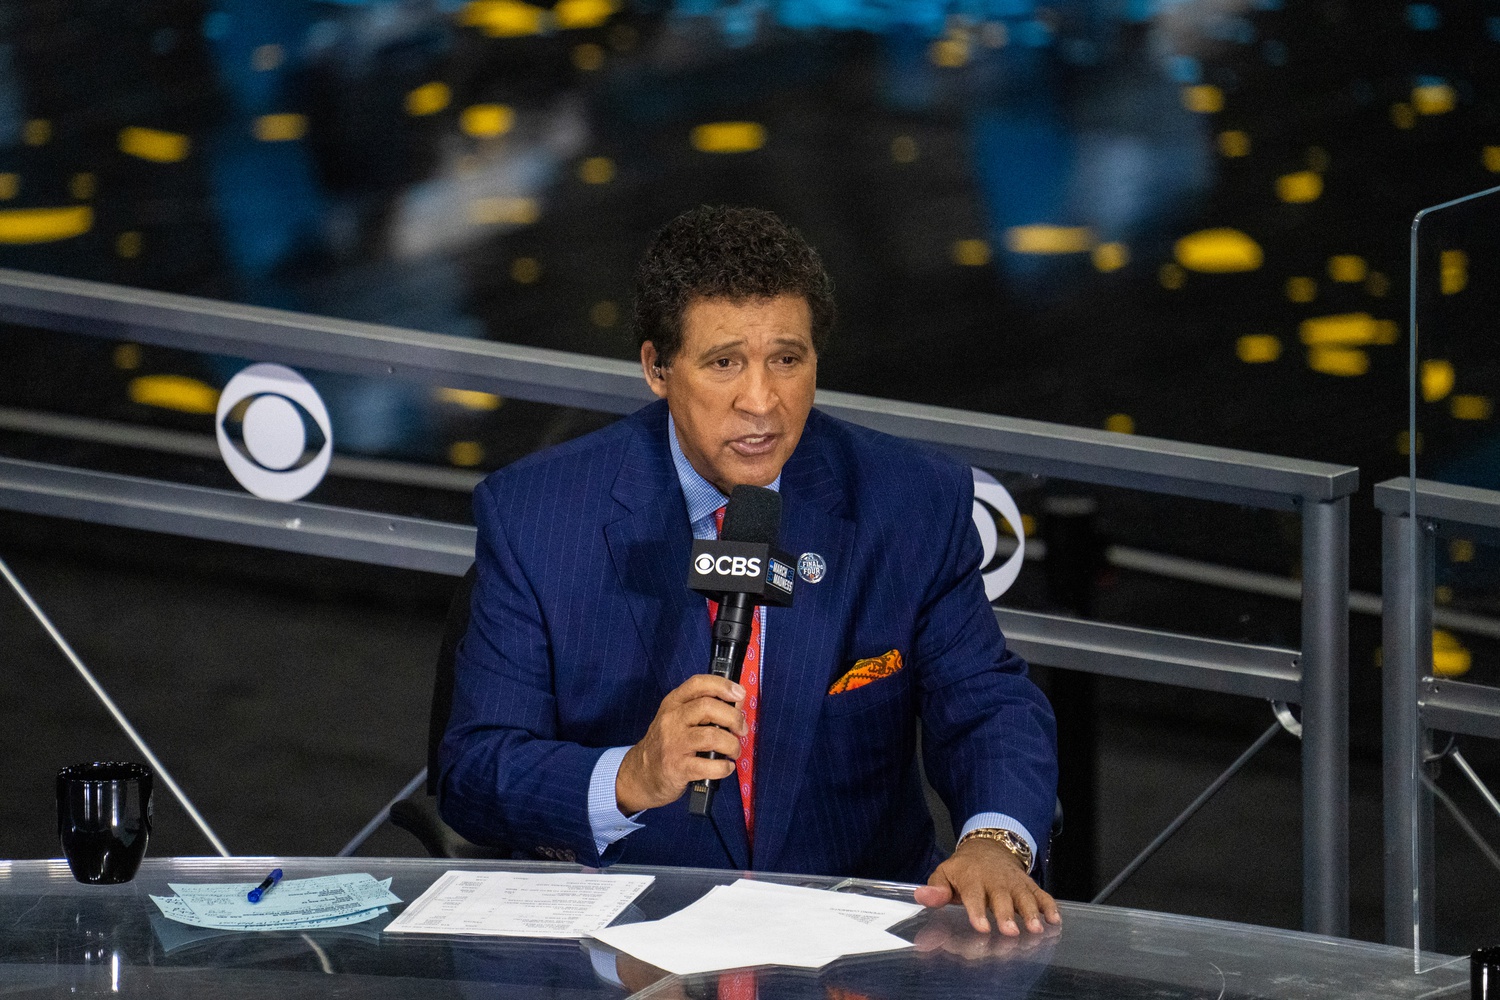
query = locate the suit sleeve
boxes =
[915,463,1059,861]
[436,478,613,865]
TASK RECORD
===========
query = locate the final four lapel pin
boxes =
[798,552,826,584]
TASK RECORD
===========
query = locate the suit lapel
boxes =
[603,403,749,869]
[604,491,703,693]
[604,404,701,692]
[752,416,855,870]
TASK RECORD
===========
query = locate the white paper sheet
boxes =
[589,880,915,975]
[383,871,655,939]
[723,879,923,930]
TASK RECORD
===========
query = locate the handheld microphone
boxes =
[685,485,795,817]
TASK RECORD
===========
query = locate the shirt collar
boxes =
[668,413,781,532]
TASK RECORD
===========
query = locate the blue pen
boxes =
[247,868,283,903]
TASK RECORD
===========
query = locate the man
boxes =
[440,205,1060,936]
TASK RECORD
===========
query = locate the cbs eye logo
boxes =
[971,468,1026,601]
[215,363,333,502]
[694,553,716,574]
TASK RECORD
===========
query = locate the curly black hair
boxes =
[633,205,836,365]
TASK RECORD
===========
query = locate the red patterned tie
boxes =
[717,971,756,1000]
[709,505,760,841]
[719,969,758,1000]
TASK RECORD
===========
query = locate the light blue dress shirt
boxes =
[584,416,1038,867]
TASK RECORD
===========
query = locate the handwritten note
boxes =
[150,873,400,931]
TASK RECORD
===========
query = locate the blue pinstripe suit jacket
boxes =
[438,399,1057,883]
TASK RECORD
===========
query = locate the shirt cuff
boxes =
[581,940,625,988]
[959,812,1039,872]
[588,746,646,857]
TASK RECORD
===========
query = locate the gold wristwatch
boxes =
[956,827,1034,872]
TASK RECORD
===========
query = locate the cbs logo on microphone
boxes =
[694,553,764,578]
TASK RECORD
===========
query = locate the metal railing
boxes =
[0,268,1358,934]
[1376,477,1500,947]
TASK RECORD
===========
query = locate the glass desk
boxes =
[0,857,1469,998]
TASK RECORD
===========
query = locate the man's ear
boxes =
[640,342,668,399]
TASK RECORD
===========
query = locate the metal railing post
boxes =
[1301,496,1349,936]
[1381,509,1435,947]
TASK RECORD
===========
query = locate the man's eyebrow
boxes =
[694,333,812,360]
[694,337,744,359]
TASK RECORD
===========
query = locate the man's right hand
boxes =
[615,674,746,815]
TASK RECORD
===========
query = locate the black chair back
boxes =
[426,563,476,795]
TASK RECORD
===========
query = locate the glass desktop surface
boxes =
[0,857,1466,999]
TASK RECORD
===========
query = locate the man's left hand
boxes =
[914,837,1061,936]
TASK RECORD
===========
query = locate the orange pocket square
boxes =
[828,650,904,694]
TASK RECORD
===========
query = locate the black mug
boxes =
[57,762,153,885]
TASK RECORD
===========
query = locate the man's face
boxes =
[641,295,817,496]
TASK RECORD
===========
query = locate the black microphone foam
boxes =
[721,485,781,545]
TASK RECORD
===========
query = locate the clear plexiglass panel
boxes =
[1407,180,1500,964]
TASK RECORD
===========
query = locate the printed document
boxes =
[384,871,655,938]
